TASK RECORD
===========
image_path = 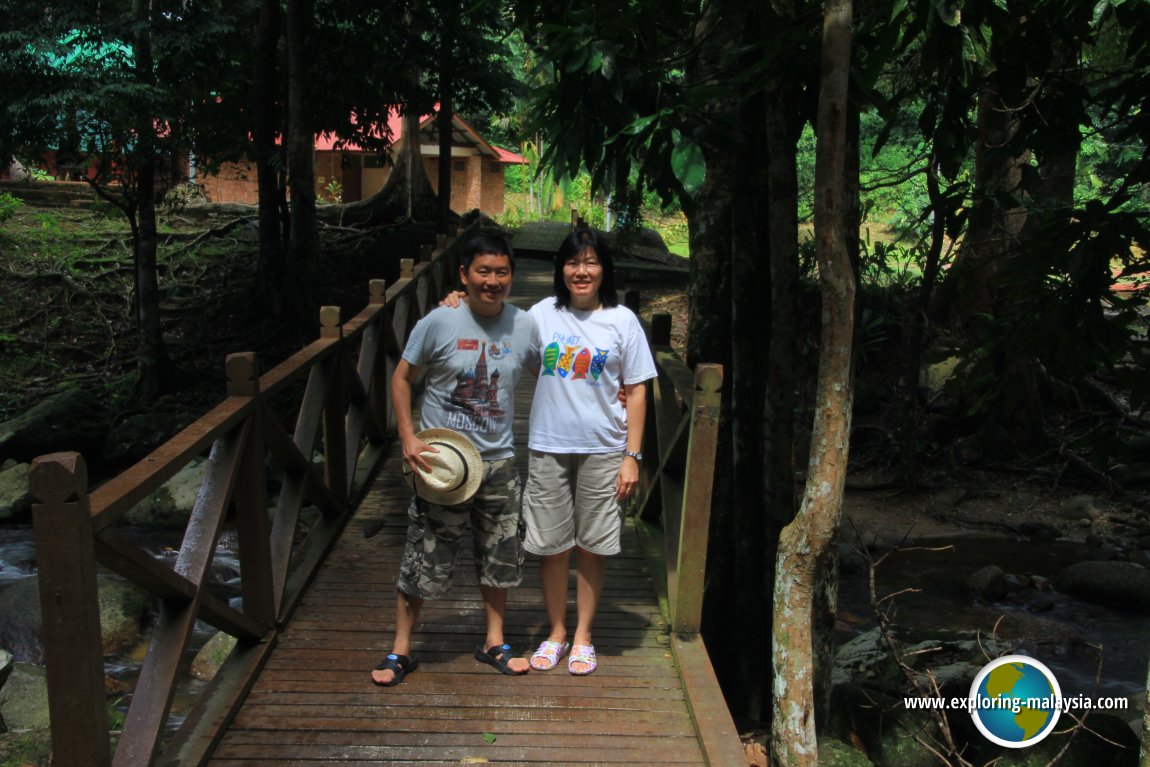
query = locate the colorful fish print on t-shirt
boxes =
[542,342,560,376]
[556,345,578,379]
[571,348,591,379]
[589,348,609,380]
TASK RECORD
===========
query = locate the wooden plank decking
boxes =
[205,257,726,766]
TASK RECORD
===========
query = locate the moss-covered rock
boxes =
[191,631,238,681]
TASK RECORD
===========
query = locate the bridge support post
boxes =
[29,452,112,767]
[320,306,348,509]
[673,364,723,634]
[227,352,275,628]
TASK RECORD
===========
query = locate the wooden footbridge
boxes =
[27,233,742,766]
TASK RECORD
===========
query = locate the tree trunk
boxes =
[132,0,172,400]
[683,0,741,711]
[334,110,440,227]
[437,4,456,235]
[899,151,948,490]
[763,76,802,539]
[771,0,854,762]
[1023,41,1081,233]
[944,75,1030,322]
[284,0,319,325]
[437,96,453,233]
[729,76,771,721]
[253,0,285,312]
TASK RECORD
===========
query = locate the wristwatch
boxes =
[624,450,643,462]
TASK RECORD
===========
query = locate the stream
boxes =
[837,533,1150,704]
[0,523,243,732]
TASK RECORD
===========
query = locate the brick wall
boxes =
[200,151,510,213]
[199,159,259,204]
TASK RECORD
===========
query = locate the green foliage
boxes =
[515,1,705,212]
[504,163,528,194]
[0,191,22,224]
[322,178,343,205]
[859,237,923,289]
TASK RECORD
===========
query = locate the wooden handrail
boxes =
[628,304,724,635]
[28,235,463,767]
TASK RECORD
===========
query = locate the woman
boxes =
[523,227,657,675]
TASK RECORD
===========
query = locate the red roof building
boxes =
[198,108,525,214]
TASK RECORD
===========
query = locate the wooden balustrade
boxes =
[28,236,462,767]
[625,295,724,635]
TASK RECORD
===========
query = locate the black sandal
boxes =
[474,644,528,675]
[372,653,418,687]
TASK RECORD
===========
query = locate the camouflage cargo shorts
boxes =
[397,457,525,599]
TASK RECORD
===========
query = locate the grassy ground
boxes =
[0,196,269,421]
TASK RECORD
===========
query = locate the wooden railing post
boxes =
[226,352,274,628]
[29,452,111,767]
[673,363,723,633]
[364,279,388,445]
[640,313,674,524]
[320,306,347,509]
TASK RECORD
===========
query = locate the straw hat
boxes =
[404,428,483,505]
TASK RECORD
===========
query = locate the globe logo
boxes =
[968,655,1062,748]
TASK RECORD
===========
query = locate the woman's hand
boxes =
[439,290,467,308]
[615,455,640,500]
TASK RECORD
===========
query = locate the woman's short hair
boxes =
[461,233,515,273]
[553,227,618,309]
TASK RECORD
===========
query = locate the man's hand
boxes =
[401,433,439,474]
[439,290,467,308]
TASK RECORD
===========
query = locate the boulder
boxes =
[1058,495,1102,521]
[123,457,206,527]
[0,648,12,689]
[1112,462,1150,487]
[0,463,30,521]
[190,631,238,681]
[97,577,152,652]
[0,729,54,764]
[0,388,109,464]
[920,356,961,402]
[830,627,1013,766]
[101,404,198,471]
[818,737,872,767]
[965,564,1008,600]
[1018,522,1062,542]
[0,579,45,663]
[0,576,151,663]
[1053,560,1150,612]
[6,159,29,182]
[0,663,49,730]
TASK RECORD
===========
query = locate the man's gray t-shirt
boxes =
[402,303,539,460]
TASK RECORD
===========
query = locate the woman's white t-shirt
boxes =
[527,298,657,454]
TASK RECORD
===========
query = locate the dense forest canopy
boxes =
[2,0,1150,762]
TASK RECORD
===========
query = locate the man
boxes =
[372,232,539,686]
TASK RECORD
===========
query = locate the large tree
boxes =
[771,0,855,761]
[0,0,258,398]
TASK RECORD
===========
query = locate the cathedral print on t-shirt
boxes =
[447,339,507,429]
